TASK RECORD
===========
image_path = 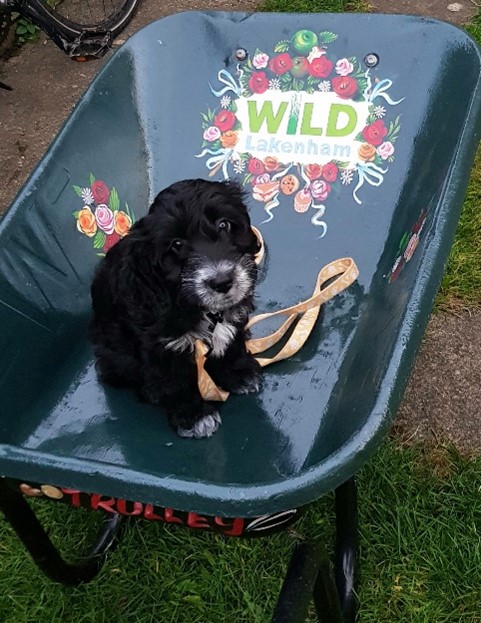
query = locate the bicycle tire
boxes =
[23,0,139,36]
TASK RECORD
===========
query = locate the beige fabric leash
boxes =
[195,228,359,402]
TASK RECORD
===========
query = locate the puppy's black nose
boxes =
[207,273,234,293]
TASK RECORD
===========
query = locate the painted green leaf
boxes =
[243,172,254,186]
[354,132,364,142]
[319,31,338,44]
[332,160,350,169]
[96,253,106,258]
[109,187,120,212]
[274,40,290,53]
[230,100,238,113]
[73,185,83,197]
[72,211,80,218]
[89,172,96,185]
[93,231,106,249]
[399,232,409,252]
[125,202,135,222]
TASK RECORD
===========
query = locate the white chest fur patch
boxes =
[210,321,236,357]
[163,316,237,357]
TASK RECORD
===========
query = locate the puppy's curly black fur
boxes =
[90,179,262,438]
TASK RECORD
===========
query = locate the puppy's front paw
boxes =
[230,369,263,395]
[177,411,222,439]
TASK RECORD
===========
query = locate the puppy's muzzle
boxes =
[206,271,234,294]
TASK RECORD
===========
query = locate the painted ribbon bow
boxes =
[209,69,243,98]
[195,148,233,179]
[300,165,328,235]
[353,161,388,205]
[195,228,359,401]
[364,71,404,106]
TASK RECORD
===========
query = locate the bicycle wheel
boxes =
[47,0,138,34]
[16,0,140,58]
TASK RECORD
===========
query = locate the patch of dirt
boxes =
[0,0,480,453]
[394,310,481,453]
[369,0,477,25]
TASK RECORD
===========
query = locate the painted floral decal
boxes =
[73,173,135,255]
[197,29,403,236]
[387,209,427,283]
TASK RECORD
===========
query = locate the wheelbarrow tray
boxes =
[0,11,480,518]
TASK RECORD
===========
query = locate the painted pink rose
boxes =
[335,58,354,76]
[377,141,395,160]
[310,179,331,201]
[95,204,115,234]
[252,52,269,69]
[203,126,221,142]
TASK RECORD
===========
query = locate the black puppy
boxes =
[90,179,262,438]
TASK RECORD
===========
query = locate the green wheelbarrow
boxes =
[1,11,481,622]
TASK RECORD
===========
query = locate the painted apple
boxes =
[290,56,310,77]
[291,30,318,55]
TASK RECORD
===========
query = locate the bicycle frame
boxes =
[1,0,118,59]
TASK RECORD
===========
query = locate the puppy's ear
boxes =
[149,179,200,214]
[221,181,260,255]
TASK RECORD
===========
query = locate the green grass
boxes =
[1,441,481,622]
[438,19,481,309]
[259,0,369,12]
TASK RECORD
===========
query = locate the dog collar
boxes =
[205,311,223,327]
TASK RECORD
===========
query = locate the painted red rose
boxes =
[214,110,236,132]
[322,162,339,183]
[331,76,358,99]
[248,71,269,94]
[305,164,323,180]
[91,180,110,204]
[308,56,333,78]
[361,120,388,146]
[248,158,265,176]
[102,232,121,253]
[269,53,293,75]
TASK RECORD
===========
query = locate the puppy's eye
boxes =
[218,219,231,233]
[170,239,183,253]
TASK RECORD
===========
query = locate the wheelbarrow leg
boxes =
[272,477,358,623]
[272,542,343,623]
[0,478,125,586]
[334,477,358,623]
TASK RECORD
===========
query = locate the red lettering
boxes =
[90,494,117,513]
[61,488,82,508]
[116,499,143,516]
[164,508,183,524]
[187,512,210,529]
[214,517,245,536]
[144,504,165,521]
